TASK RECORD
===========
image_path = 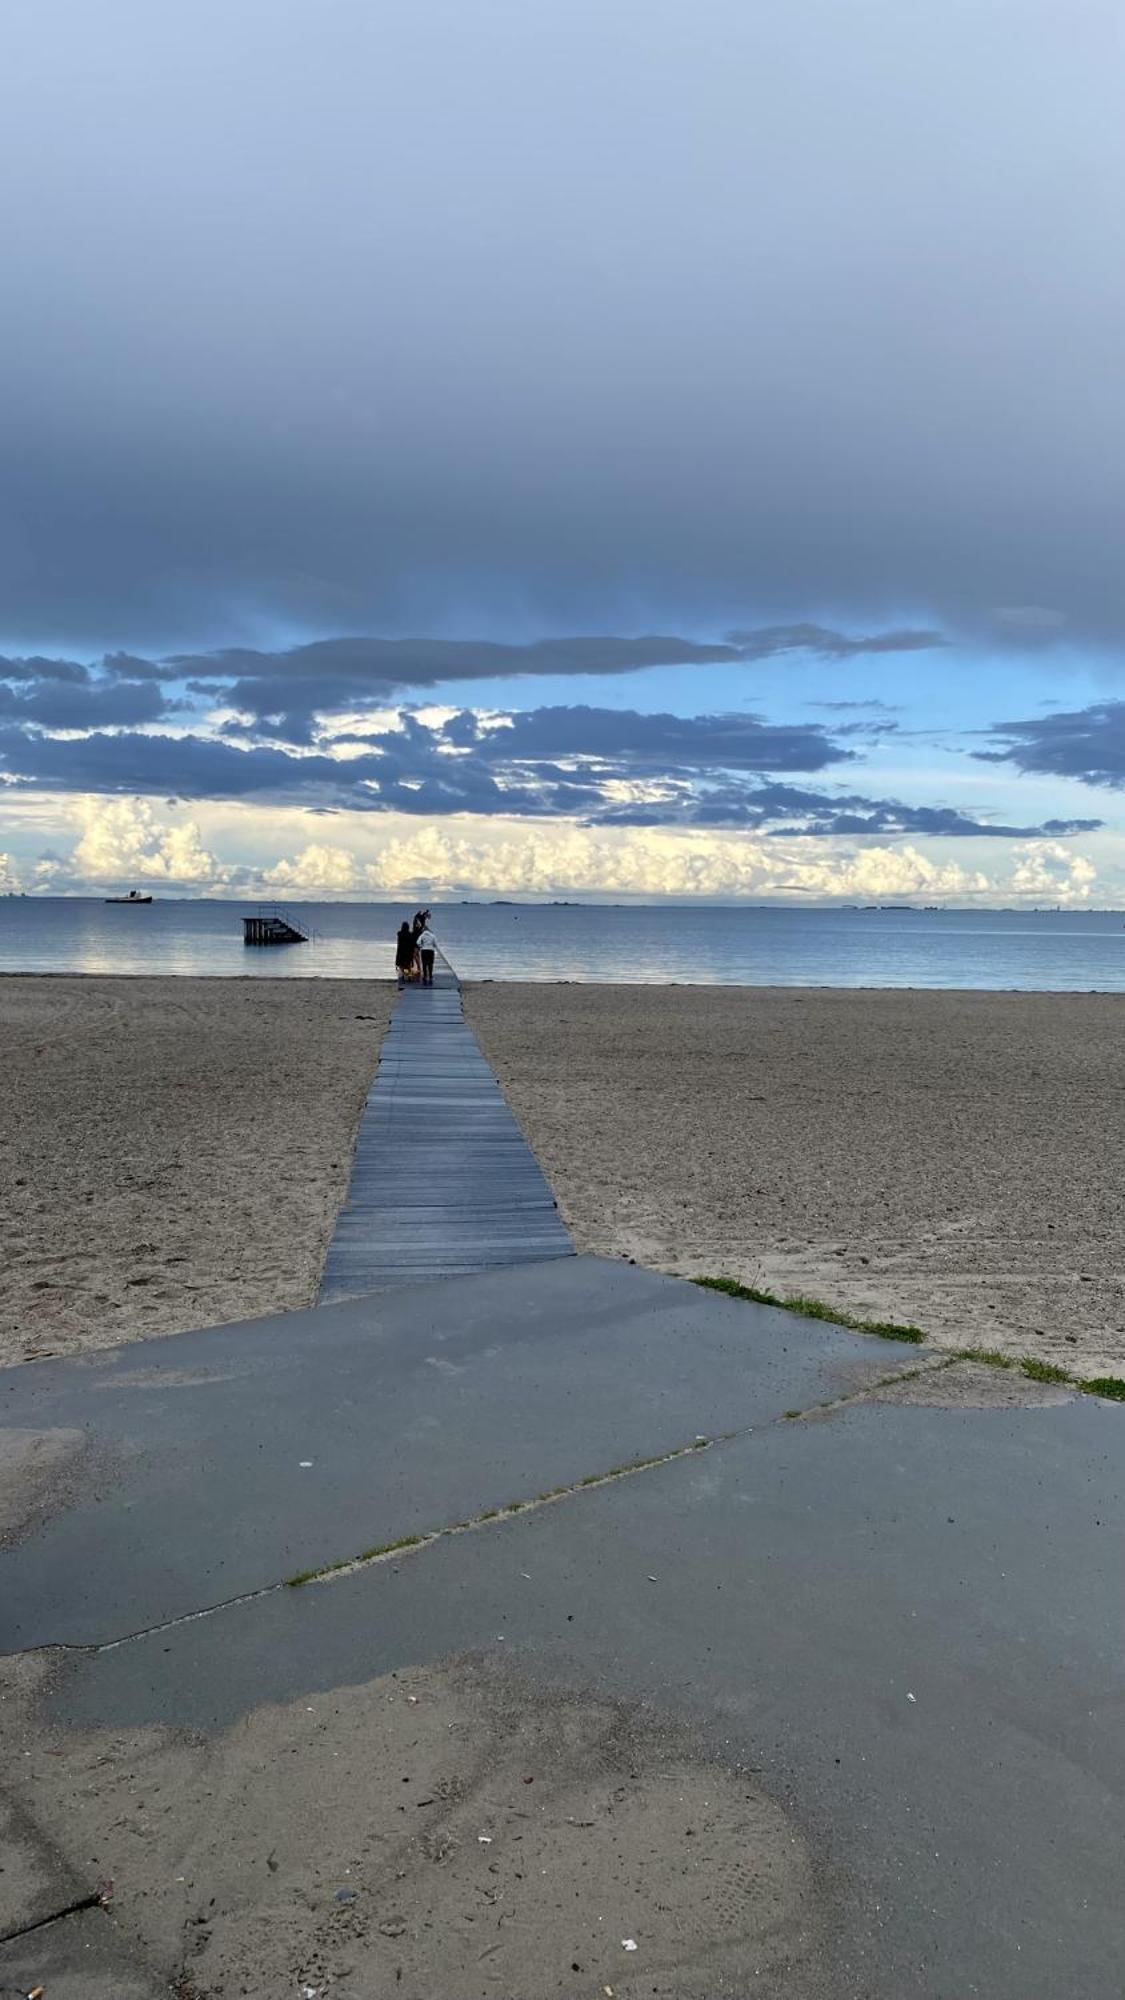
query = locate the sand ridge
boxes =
[465,983,1125,1376]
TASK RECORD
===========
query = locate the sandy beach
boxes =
[5,975,1123,1380]
[0,976,390,1370]
[466,983,1125,1378]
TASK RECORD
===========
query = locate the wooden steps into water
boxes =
[319,966,573,1299]
[242,907,309,945]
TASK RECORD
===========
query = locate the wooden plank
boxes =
[319,962,573,1301]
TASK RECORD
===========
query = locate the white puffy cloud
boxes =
[1008,840,1096,905]
[0,790,1106,906]
[354,821,992,902]
[262,843,360,891]
[68,797,226,888]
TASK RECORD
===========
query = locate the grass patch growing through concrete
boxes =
[703,1281,1124,1405]
[694,1275,925,1344]
[956,1348,1125,1398]
[288,1533,424,1587]
[284,1439,714,1589]
[1020,1358,1073,1385]
[1084,1375,1125,1401]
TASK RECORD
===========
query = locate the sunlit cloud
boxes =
[8,794,1102,909]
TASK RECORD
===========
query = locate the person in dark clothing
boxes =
[395,920,416,989]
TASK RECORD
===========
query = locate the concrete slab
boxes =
[45,1396,1125,1998]
[0,1908,168,1999]
[0,1258,919,1649]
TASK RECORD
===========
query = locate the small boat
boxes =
[105,889,153,904]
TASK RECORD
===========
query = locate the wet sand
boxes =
[466,983,1125,1378]
[0,1651,826,1999]
[0,976,391,1369]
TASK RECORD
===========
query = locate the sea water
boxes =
[3,897,1125,989]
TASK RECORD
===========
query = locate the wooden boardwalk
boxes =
[319,965,573,1300]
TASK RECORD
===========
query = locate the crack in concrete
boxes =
[9,1358,939,1658]
[275,1357,947,1590]
[0,1889,106,1948]
[781,1353,956,1420]
[284,1429,722,1588]
[93,1580,285,1653]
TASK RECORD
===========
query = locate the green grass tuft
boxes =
[361,1533,424,1559]
[695,1276,925,1344]
[1082,1375,1125,1401]
[286,1531,424,1587]
[1020,1358,1073,1384]
[953,1347,1016,1369]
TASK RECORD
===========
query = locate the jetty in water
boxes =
[241,908,309,946]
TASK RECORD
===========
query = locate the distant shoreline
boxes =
[4,966,1125,998]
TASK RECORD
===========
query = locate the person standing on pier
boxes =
[418,920,437,986]
[408,908,430,981]
[395,920,415,989]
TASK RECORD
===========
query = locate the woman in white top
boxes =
[418,925,437,985]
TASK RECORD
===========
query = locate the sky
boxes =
[1,0,1124,904]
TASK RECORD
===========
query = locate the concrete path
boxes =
[2,1251,1124,1992]
[0,1258,917,1650]
[318,966,573,1300]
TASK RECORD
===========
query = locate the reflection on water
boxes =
[2,898,1125,990]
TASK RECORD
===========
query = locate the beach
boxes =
[0,975,390,1369]
[1,972,1121,1993]
[466,983,1125,1378]
[4,975,1123,1379]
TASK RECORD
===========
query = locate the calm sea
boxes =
[2,897,1125,989]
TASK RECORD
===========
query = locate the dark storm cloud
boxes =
[3,625,941,747]
[199,635,746,738]
[2,2,1122,653]
[101,653,175,683]
[473,706,848,774]
[0,702,848,807]
[588,779,1099,838]
[0,677,171,730]
[724,627,947,660]
[0,722,555,817]
[178,626,941,733]
[785,807,1102,840]
[0,699,1099,840]
[179,634,745,685]
[0,655,92,686]
[978,703,1125,788]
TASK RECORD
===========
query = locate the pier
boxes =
[319,958,572,1298]
[241,906,309,946]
